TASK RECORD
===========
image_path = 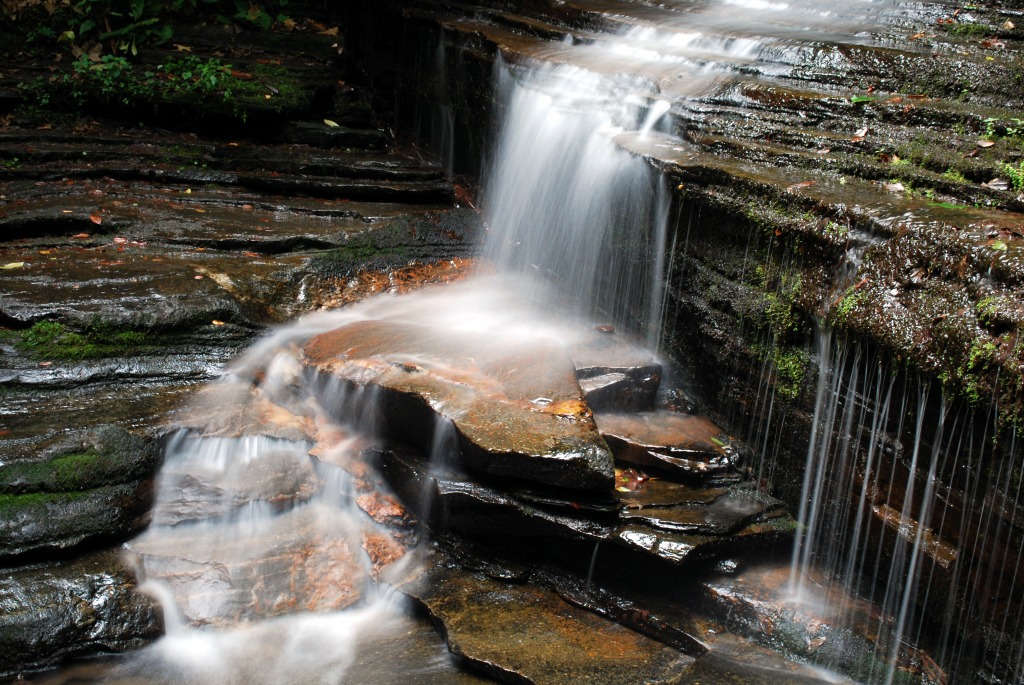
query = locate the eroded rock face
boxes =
[0,426,159,561]
[303,320,616,492]
[377,445,791,570]
[0,549,160,677]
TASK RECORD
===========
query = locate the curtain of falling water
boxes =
[481,57,670,347]
[785,329,1024,684]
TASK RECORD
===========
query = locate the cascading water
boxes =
[36,0,1024,683]
[482,57,671,346]
[781,329,1024,684]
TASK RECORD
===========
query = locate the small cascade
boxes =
[783,329,1024,683]
[482,57,671,344]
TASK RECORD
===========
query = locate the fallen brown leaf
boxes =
[786,180,817,193]
[983,178,1010,191]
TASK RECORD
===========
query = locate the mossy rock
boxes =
[0,426,160,495]
[0,426,159,561]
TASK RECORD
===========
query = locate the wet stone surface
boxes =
[0,426,160,562]
[0,548,161,677]
[596,411,743,484]
[396,558,695,685]
[303,319,616,492]
[377,443,790,571]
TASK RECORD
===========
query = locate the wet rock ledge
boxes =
[339,1,1024,681]
[173,300,814,685]
[0,18,479,677]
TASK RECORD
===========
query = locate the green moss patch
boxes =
[14,320,152,361]
[0,426,159,495]
[0,490,92,517]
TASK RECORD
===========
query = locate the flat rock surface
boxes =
[597,411,741,482]
[303,320,615,492]
[398,560,694,685]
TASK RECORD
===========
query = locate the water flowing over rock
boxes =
[4,0,1024,682]
[303,319,616,491]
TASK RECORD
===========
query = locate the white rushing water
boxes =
[781,330,1024,684]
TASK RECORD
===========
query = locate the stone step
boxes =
[597,410,742,484]
[302,319,616,492]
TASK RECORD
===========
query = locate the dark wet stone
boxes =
[397,560,695,685]
[0,548,160,677]
[377,447,793,569]
[0,427,159,561]
[596,411,741,483]
[621,490,778,536]
[276,121,389,150]
[580,371,660,412]
[569,329,661,412]
[0,481,153,562]
[304,320,615,492]
[0,426,159,496]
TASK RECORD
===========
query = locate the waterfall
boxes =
[482,57,670,345]
[42,0,1022,683]
[784,330,1024,683]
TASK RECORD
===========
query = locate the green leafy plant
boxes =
[942,168,968,184]
[161,55,233,95]
[1000,160,1024,191]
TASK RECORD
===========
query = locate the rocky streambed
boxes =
[0,19,479,677]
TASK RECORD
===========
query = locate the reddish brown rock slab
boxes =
[617,477,730,509]
[130,504,368,626]
[303,320,615,492]
[596,411,740,482]
[397,562,694,685]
